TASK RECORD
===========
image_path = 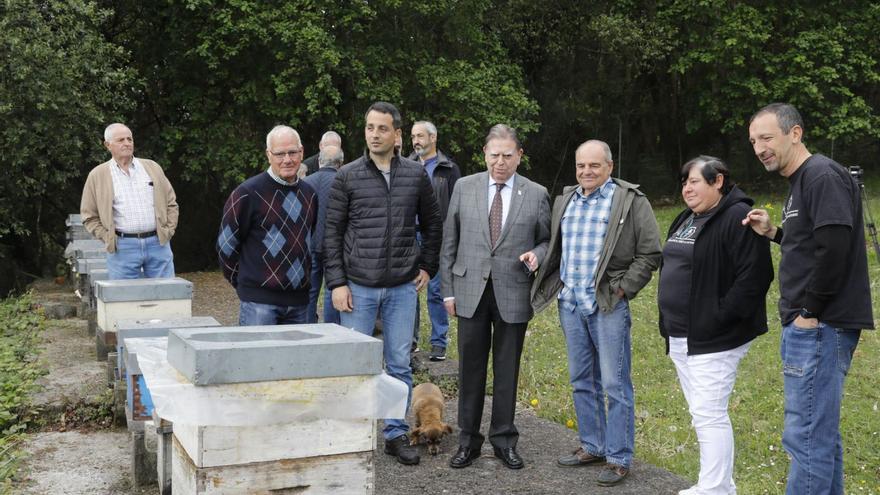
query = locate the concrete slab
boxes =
[64,239,105,258]
[66,230,95,241]
[75,248,106,260]
[66,213,82,226]
[117,316,221,376]
[95,277,193,302]
[75,257,105,274]
[167,323,383,385]
[117,317,222,343]
[89,268,109,286]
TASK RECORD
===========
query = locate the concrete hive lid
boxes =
[117,316,221,342]
[94,277,193,302]
[76,258,105,274]
[89,269,109,286]
[64,239,105,258]
[166,323,384,385]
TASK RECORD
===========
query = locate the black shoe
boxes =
[493,446,524,470]
[557,446,606,467]
[449,445,480,468]
[429,345,446,361]
[411,341,420,353]
[384,435,420,465]
[597,463,629,486]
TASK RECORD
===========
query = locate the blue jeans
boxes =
[239,300,309,326]
[559,298,634,467]
[106,235,174,279]
[781,322,860,495]
[413,273,449,349]
[341,281,416,440]
[412,232,448,349]
[306,254,340,324]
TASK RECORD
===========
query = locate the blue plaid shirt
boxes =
[559,179,616,313]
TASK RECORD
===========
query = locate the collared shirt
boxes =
[267,166,298,186]
[559,178,616,313]
[423,155,438,185]
[488,174,516,228]
[110,158,157,234]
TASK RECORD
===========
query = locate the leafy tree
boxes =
[0,0,135,277]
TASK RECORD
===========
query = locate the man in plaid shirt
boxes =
[531,139,661,487]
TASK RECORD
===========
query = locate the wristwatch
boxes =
[799,308,818,319]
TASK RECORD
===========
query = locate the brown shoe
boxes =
[557,447,606,467]
[597,463,629,486]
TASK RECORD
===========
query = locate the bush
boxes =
[0,292,45,485]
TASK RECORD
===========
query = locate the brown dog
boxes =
[410,383,453,455]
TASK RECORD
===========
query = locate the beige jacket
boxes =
[80,158,179,253]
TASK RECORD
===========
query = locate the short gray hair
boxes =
[103,123,129,142]
[320,131,342,147]
[750,103,805,135]
[412,121,437,137]
[484,124,522,149]
[318,147,345,169]
[576,139,613,164]
[266,125,301,150]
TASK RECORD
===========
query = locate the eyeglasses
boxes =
[270,149,303,159]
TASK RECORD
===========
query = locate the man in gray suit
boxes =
[441,124,551,470]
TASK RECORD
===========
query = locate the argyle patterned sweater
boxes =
[217,172,318,306]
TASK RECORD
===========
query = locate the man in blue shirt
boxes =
[531,140,661,486]
[410,121,461,361]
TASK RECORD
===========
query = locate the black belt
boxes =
[116,230,157,239]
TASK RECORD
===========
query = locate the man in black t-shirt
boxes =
[743,103,874,495]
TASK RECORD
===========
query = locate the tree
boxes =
[0,0,135,282]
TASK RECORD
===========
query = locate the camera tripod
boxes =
[849,166,880,260]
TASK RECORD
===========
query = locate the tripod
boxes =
[850,166,880,260]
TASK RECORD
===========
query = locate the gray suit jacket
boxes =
[441,172,551,323]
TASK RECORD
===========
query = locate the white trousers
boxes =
[669,337,751,495]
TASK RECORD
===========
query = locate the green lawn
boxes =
[418,179,880,494]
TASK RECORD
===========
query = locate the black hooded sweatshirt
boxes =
[658,185,774,355]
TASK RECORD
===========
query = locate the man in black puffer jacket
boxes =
[324,101,442,466]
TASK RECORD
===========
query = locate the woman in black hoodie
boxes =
[657,156,773,495]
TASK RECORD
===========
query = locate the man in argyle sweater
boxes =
[217,125,318,325]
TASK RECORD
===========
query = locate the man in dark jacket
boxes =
[409,120,461,360]
[302,144,344,324]
[324,102,442,466]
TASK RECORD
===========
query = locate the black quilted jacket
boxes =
[324,153,442,289]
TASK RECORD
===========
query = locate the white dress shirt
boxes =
[110,158,157,234]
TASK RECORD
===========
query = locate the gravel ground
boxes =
[375,397,690,495]
[15,431,152,495]
[185,270,239,325]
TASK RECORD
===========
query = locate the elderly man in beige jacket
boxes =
[80,123,178,279]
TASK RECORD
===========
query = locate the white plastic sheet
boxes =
[126,337,408,426]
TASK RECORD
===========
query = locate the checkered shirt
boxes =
[559,179,616,313]
[110,158,157,234]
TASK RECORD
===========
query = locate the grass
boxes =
[0,292,45,491]
[417,175,880,494]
